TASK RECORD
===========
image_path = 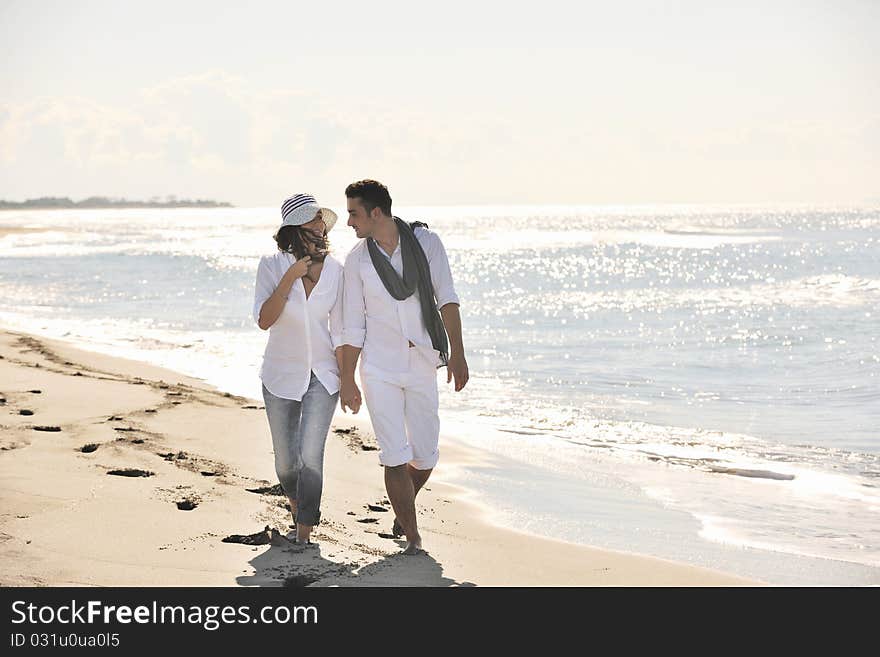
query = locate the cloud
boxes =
[0,67,561,204]
[1,70,878,204]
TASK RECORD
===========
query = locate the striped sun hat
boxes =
[279,193,338,232]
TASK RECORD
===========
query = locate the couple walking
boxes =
[253,180,468,555]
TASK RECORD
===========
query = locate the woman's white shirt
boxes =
[253,252,343,401]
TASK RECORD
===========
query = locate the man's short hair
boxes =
[345,179,392,216]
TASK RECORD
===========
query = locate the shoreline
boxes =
[0,328,757,586]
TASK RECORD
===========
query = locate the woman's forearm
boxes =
[258,271,298,330]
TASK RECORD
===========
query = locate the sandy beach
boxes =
[0,329,757,586]
[0,227,55,239]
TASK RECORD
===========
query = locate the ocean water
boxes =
[1,204,878,584]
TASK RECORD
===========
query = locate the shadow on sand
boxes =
[236,533,475,587]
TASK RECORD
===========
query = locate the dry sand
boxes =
[0,329,758,586]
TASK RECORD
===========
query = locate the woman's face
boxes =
[299,210,327,262]
[299,210,328,257]
[301,210,326,238]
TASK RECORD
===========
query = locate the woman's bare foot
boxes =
[296,522,313,544]
[288,497,297,525]
[270,527,302,550]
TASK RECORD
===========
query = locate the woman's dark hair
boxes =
[345,179,392,216]
[274,225,329,261]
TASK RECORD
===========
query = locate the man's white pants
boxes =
[360,349,440,470]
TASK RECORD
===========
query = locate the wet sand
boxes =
[0,329,757,586]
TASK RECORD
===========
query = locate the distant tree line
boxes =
[0,196,233,209]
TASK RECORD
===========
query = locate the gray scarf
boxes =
[366,217,449,366]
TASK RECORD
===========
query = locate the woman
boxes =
[253,193,343,544]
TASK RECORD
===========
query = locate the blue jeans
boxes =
[262,374,338,527]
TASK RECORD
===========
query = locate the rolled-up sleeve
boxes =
[253,256,275,325]
[421,230,459,309]
[342,248,366,348]
[329,264,344,350]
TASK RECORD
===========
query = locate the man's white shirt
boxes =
[342,227,459,373]
[253,252,344,400]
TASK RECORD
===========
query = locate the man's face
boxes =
[346,197,376,239]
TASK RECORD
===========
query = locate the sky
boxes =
[1,0,877,206]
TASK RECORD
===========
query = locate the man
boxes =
[339,179,468,555]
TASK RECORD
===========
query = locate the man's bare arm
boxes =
[340,344,363,413]
[440,303,469,392]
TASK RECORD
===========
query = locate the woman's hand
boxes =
[340,377,362,414]
[287,255,312,280]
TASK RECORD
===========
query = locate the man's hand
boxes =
[340,378,362,414]
[446,352,469,392]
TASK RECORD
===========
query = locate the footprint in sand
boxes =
[107,468,154,477]
[333,426,379,452]
[222,526,272,545]
[159,451,187,461]
[245,483,285,496]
